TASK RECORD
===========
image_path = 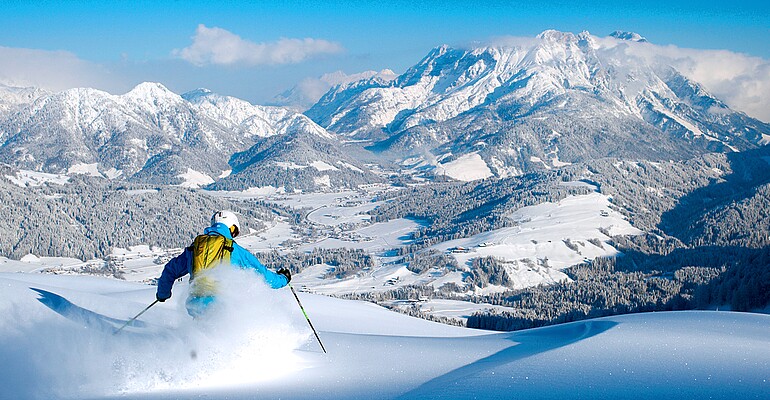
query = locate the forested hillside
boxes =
[0,168,272,259]
[466,149,770,330]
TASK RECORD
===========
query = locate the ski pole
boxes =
[114,299,158,335]
[288,283,327,353]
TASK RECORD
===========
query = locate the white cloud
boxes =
[596,35,770,122]
[663,48,770,123]
[0,46,120,92]
[272,69,397,111]
[174,25,344,67]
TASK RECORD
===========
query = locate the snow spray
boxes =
[0,268,309,398]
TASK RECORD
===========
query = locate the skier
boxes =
[155,210,291,317]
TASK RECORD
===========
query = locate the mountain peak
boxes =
[537,30,578,43]
[0,83,50,110]
[426,44,452,59]
[609,31,648,43]
[124,82,180,101]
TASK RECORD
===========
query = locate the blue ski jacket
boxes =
[156,222,288,301]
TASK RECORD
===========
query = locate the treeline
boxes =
[370,173,593,249]
[466,257,725,331]
[465,256,514,288]
[379,301,466,327]
[257,247,374,279]
[337,284,466,326]
[560,147,770,250]
[681,183,770,248]
[0,171,272,260]
[611,234,770,311]
[466,235,770,331]
[401,250,458,274]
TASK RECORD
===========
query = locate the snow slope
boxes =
[1,272,768,399]
[436,153,494,181]
[431,191,641,290]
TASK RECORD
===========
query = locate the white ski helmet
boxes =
[211,210,240,237]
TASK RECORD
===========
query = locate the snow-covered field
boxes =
[1,272,768,399]
[436,152,494,181]
[4,169,70,187]
[432,191,642,290]
[382,298,521,322]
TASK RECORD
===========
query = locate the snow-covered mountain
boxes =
[5,31,767,187]
[307,30,770,179]
[0,83,363,189]
[0,83,49,118]
[210,126,382,192]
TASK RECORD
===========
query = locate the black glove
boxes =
[276,268,291,283]
[156,293,170,302]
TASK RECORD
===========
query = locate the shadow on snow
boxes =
[397,319,617,399]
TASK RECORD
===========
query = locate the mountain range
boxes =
[1,30,768,188]
[307,30,769,179]
[0,83,372,190]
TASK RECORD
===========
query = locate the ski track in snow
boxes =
[1,272,769,399]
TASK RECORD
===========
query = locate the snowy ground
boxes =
[431,191,642,291]
[381,298,521,322]
[1,272,768,399]
[1,255,85,273]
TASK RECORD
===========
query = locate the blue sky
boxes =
[0,0,768,112]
